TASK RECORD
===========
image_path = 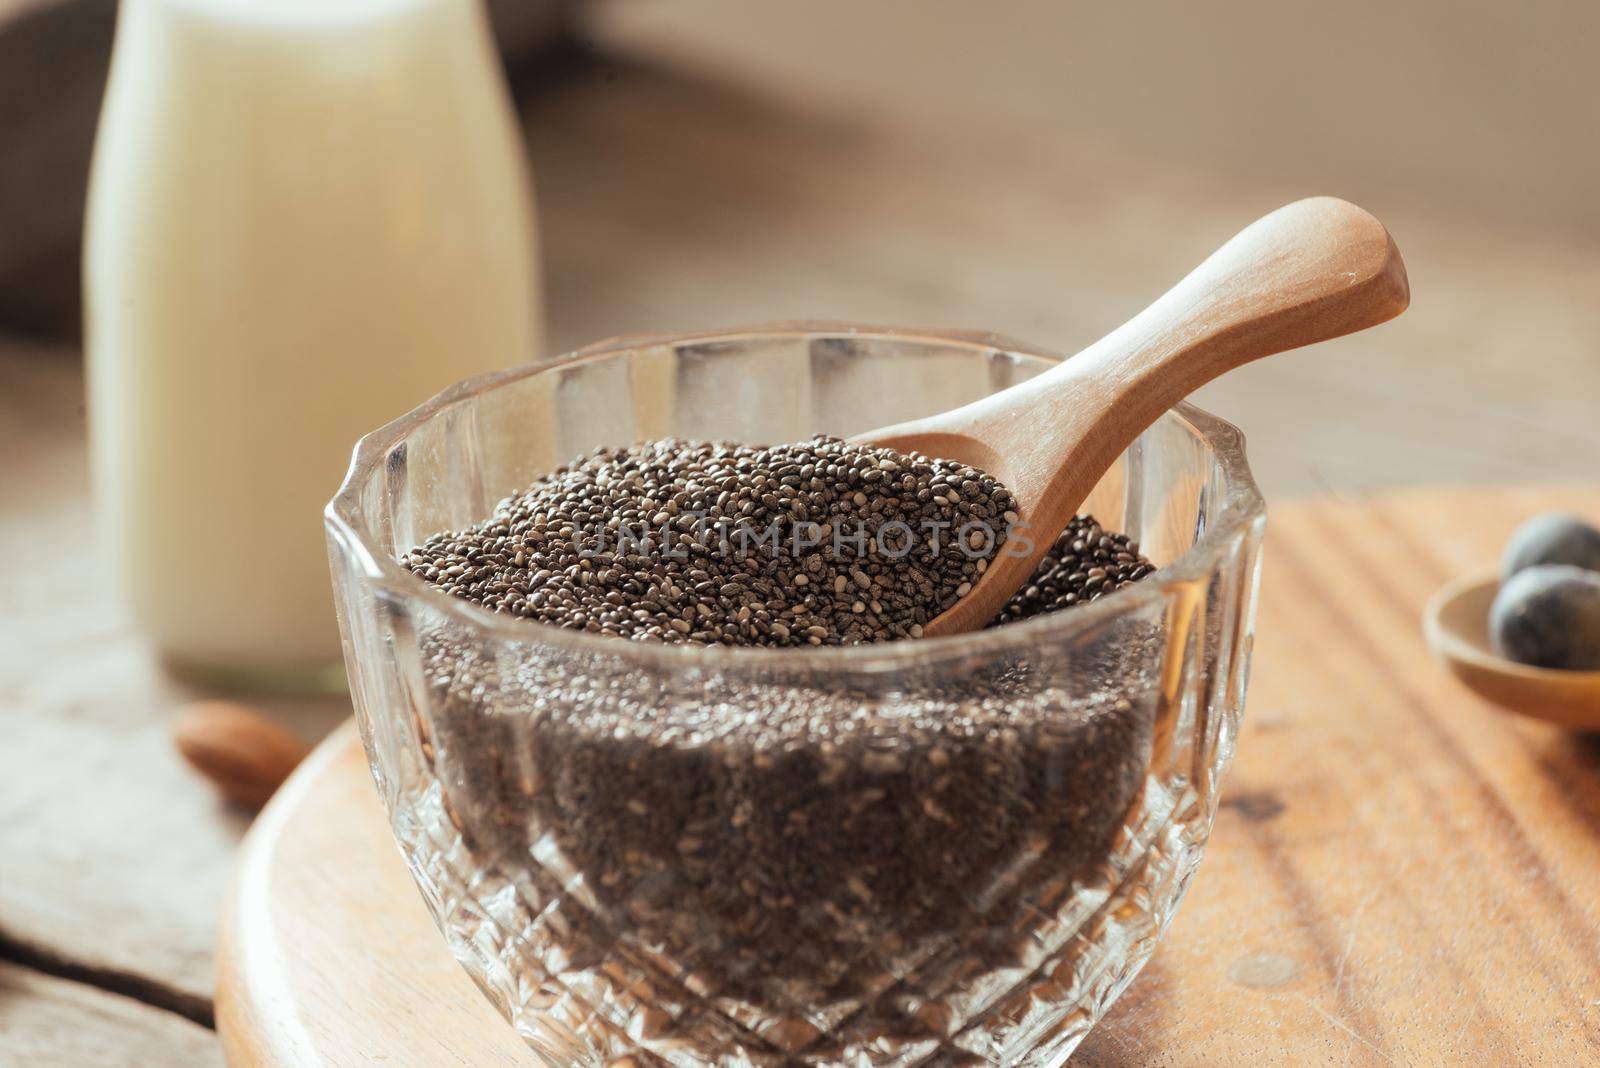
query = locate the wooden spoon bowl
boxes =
[1424,572,1600,731]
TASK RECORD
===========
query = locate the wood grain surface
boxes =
[1078,487,1600,1065]
[0,961,222,1068]
[215,488,1600,1067]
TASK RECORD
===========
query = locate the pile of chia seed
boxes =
[993,514,1154,624]
[418,629,1159,1048]
[403,436,1154,643]
[403,436,1017,646]
[402,436,1166,1055]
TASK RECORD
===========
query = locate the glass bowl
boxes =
[325,322,1266,1066]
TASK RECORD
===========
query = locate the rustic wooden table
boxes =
[5,5,1600,1064]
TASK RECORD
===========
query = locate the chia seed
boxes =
[402,436,1020,646]
[400,435,1164,1059]
[993,514,1155,624]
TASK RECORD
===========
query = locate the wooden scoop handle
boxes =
[876,197,1409,636]
[1072,196,1407,417]
[996,196,1407,505]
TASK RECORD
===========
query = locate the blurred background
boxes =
[5,0,1598,495]
[3,3,1599,1064]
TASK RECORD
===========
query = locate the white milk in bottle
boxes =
[85,0,541,688]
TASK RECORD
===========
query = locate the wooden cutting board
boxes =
[215,489,1600,1067]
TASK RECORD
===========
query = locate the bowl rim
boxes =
[325,321,1267,672]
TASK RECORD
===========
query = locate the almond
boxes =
[172,700,313,810]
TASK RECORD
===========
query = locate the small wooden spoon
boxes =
[1424,573,1600,731]
[857,196,1409,636]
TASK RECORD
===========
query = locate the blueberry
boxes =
[1501,513,1600,578]
[1489,565,1600,671]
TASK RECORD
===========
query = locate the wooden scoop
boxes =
[858,196,1409,636]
